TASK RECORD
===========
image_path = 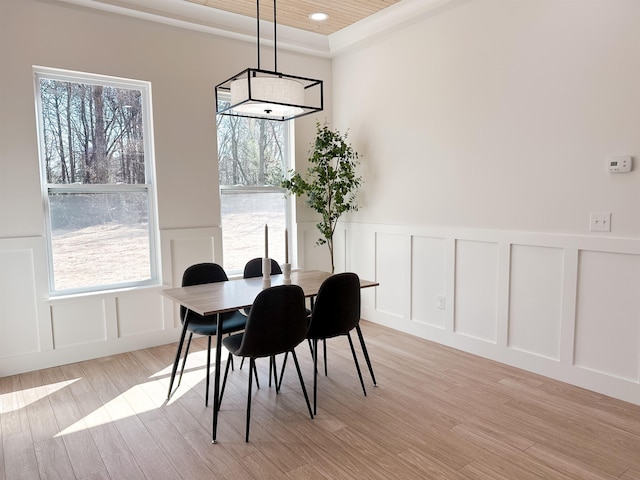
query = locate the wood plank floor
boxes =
[2,321,640,479]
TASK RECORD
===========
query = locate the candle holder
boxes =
[262,257,271,278]
[282,263,291,282]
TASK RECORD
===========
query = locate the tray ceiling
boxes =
[54,0,455,56]
[186,0,403,35]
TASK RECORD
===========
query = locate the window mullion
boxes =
[47,184,150,194]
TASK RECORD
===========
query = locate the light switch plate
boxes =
[590,212,611,232]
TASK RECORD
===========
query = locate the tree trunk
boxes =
[66,83,76,183]
[258,120,266,185]
[328,236,335,274]
[54,92,68,183]
[92,85,107,183]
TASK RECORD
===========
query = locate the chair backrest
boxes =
[180,263,228,321]
[307,272,361,340]
[235,285,308,358]
[243,257,282,278]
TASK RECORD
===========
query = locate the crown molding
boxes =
[53,0,462,58]
[53,0,332,57]
[328,0,464,55]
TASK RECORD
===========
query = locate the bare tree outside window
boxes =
[35,69,158,294]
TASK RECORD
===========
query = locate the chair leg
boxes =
[291,349,313,420]
[277,351,289,391]
[323,338,328,376]
[219,352,233,408]
[347,332,367,397]
[253,361,260,389]
[205,336,212,407]
[227,334,235,371]
[177,332,194,389]
[167,322,189,400]
[356,325,377,386]
[239,353,259,387]
[268,356,273,387]
[308,339,319,376]
[307,339,314,368]
[245,358,255,442]
[270,356,280,392]
[312,338,318,415]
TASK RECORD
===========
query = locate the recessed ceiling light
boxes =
[309,12,329,22]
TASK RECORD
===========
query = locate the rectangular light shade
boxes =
[216,68,323,121]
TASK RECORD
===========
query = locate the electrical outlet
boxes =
[590,212,611,232]
[437,295,445,310]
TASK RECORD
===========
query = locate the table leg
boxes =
[212,312,222,443]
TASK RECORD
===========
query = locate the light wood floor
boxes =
[2,321,640,480]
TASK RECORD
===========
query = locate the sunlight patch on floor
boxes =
[0,378,80,414]
[54,361,211,436]
[55,381,160,436]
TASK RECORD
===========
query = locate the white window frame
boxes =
[34,66,160,295]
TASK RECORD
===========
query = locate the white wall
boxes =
[327,0,640,404]
[333,0,640,235]
[0,0,331,375]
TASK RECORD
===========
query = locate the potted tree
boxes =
[282,122,362,273]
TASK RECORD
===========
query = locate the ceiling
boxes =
[185,0,403,36]
[55,0,454,56]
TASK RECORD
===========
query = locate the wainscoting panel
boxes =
[411,236,446,328]
[168,236,216,287]
[345,228,377,313]
[375,232,410,319]
[117,289,165,337]
[575,250,640,382]
[345,228,375,279]
[454,240,499,343]
[508,244,564,360]
[160,227,219,328]
[0,248,41,357]
[51,299,108,348]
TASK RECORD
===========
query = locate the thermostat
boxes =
[608,156,632,173]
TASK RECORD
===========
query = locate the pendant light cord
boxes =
[255,0,279,72]
[256,0,261,69]
[273,0,278,72]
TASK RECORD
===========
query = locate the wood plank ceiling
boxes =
[186,0,403,35]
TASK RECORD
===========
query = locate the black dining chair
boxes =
[241,257,283,385]
[243,257,282,278]
[167,262,248,406]
[220,284,313,442]
[305,272,377,414]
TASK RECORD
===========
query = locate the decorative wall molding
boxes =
[0,227,221,376]
[297,221,640,405]
[3,223,639,406]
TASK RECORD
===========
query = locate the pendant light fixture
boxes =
[215,0,324,122]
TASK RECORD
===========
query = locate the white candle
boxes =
[285,228,289,264]
[264,224,269,258]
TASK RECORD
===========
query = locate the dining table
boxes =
[160,268,379,443]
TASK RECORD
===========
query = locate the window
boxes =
[217,115,293,274]
[34,68,158,295]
